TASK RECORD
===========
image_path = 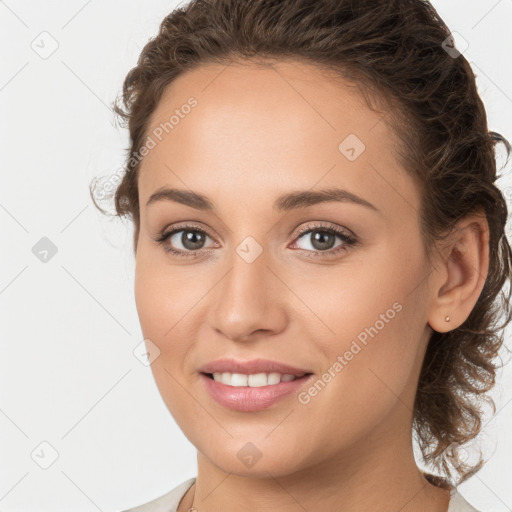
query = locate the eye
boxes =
[155,223,216,258]
[290,222,358,258]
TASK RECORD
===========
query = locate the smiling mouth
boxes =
[201,372,314,387]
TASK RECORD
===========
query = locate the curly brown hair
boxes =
[90,0,512,487]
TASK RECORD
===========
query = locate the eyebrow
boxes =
[145,186,380,213]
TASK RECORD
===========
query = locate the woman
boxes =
[92,0,512,510]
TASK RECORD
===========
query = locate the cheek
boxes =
[134,253,197,422]
[134,257,163,337]
[316,282,416,396]
[134,248,192,338]
[300,252,427,443]
[134,248,205,382]
[295,302,421,456]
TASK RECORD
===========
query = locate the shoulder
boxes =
[448,488,481,512]
[122,477,196,512]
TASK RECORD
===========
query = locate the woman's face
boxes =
[134,59,436,478]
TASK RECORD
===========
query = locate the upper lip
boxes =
[198,358,313,377]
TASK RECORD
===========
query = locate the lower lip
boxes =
[199,373,314,412]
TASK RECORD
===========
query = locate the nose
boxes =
[208,244,287,342]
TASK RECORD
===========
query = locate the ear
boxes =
[427,209,490,333]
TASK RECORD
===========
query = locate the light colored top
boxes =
[122,477,480,512]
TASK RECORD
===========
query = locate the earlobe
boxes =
[427,212,490,333]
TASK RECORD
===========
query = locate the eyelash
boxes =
[154,222,358,259]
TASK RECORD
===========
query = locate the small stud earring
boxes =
[445,316,450,322]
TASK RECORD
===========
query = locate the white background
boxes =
[1,1,512,511]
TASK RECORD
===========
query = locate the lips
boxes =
[199,372,315,412]
[197,358,313,377]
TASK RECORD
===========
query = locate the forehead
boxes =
[138,59,419,219]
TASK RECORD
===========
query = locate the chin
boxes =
[195,436,312,478]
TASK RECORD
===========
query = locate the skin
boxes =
[134,59,489,512]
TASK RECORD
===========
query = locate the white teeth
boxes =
[211,372,298,387]
[248,373,270,387]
